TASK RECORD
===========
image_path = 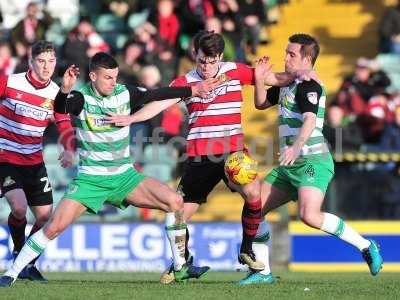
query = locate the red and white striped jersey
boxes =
[171,62,254,156]
[0,72,72,165]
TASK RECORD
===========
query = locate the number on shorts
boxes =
[40,177,52,192]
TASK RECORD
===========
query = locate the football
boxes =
[224,151,258,185]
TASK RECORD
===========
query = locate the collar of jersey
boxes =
[87,83,113,101]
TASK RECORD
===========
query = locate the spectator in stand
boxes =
[360,93,393,145]
[323,105,364,152]
[132,22,158,64]
[212,0,246,62]
[237,0,266,55]
[102,0,137,19]
[62,17,110,81]
[149,0,180,48]
[116,41,144,85]
[177,0,214,37]
[0,42,17,76]
[379,105,400,151]
[13,43,31,74]
[332,57,391,119]
[10,2,53,49]
[379,105,400,219]
[205,17,236,61]
[378,0,400,54]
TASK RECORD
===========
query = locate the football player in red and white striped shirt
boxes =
[0,41,76,282]
[107,31,310,283]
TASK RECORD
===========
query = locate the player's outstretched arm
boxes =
[106,78,221,127]
[105,97,180,127]
[130,77,221,106]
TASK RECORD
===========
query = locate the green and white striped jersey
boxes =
[269,79,330,158]
[74,83,132,175]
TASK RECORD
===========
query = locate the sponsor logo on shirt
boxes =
[2,176,15,187]
[15,103,48,120]
[306,92,318,105]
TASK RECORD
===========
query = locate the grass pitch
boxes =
[0,271,398,300]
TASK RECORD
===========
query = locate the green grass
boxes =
[0,272,398,300]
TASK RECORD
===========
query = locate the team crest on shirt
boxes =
[2,176,15,187]
[40,98,54,110]
[67,183,78,194]
[306,92,318,105]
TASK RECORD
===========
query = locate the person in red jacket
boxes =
[0,40,76,283]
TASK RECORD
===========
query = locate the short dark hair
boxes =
[193,31,225,57]
[289,34,320,66]
[31,40,55,59]
[89,52,118,72]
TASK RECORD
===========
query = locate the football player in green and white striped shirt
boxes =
[0,52,220,287]
[238,34,383,285]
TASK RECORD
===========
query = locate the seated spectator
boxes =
[148,0,180,48]
[132,22,158,64]
[10,2,53,48]
[62,17,110,80]
[205,17,236,61]
[378,0,400,54]
[323,105,364,152]
[13,42,30,74]
[332,57,391,119]
[358,93,391,145]
[212,0,246,62]
[379,105,400,151]
[130,65,161,150]
[103,0,136,19]
[116,41,144,85]
[0,41,17,76]
[177,0,214,37]
[238,0,266,55]
[176,38,196,75]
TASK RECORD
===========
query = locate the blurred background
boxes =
[0,0,399,273]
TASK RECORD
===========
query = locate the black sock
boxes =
[8,213,27,253]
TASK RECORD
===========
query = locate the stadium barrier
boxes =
[0,223,244,272]
[290,221,400,272]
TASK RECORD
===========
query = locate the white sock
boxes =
[320,212,371,251]
[5,229,50,278]
[165,212,186,271]
[252,220,272,275]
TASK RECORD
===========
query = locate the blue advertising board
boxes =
[290,221,400,272]
[0,223,244,272]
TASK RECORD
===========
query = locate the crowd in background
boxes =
[0,0,289,221]
[0,0,288,157]
[0,0,399,220]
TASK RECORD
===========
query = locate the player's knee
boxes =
[35,214,51,227]
[299,209,318,228]
[45,218,65,239]
[167,193,183,212]
[243,180,261,200]
[11,205,27,220]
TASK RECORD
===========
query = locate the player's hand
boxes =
[105,112,135,127]
[191,77,221,98]
[61,65,80,93]
[279,146,301,166]
[58,150,76,168]
[255,56,273,81]
[295,69,321,84]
